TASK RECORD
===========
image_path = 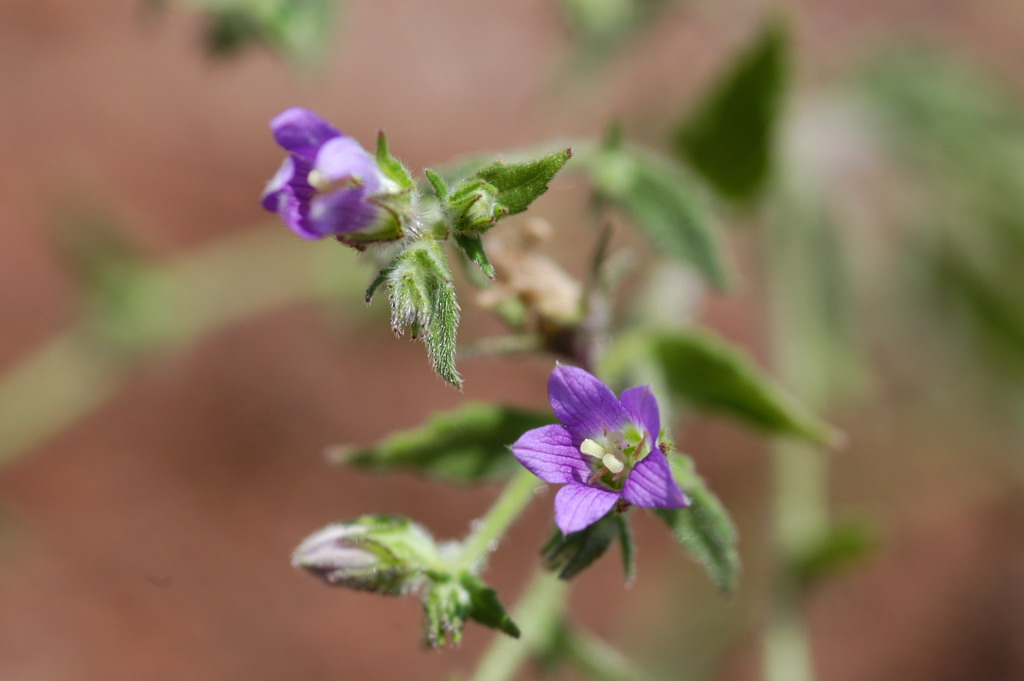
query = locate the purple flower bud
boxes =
[511,365,689,534]
[261,107,408,246]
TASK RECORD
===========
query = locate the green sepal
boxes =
[460,573,521,639]
[655,455,740,594]
[542,509,621,580]
[376,131,415,190]
[582,136,730,288]
[423,579,470,647]
[674,17,788,202]
[292,514,444,596]
[453,233,496,279]
[376,238,463,388]
[422,573,520,647]
[331,403,554,484]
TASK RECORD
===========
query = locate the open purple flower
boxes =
[261,107,406,244]
[511,365,689,534]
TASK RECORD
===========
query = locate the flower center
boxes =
[308,169,363,194]
[579,424,650,489]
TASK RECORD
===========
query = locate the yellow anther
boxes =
[580,439,605,459]
[602,454,624,474]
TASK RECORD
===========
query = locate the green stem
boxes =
[458,468,539,571]
[563,627,657,681]
[0,227,359,466]
[468,568,568,681]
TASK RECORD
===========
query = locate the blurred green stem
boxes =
[0,227,348,467]
[563,627,657,681]
[761,200,830,681]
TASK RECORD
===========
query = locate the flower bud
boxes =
[292,515,441,595]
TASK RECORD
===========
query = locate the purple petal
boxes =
[260,156,320,240]
[548,366,628,441]
[308,186,382,235]
[622,450,689,509]
[315,136,383,194]
[620,385,661,441]
[271,107,341,160]
[554,484,620,534]
[510,425,589,484]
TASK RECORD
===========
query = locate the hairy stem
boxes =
[458,468,539,571]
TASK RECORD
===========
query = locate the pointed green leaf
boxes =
[461,573,521,639]
[651,329,837,445]
[332,403,554,484]
[424,168,449,201]
[583,143,730,288]
[541,510,620,580]
[376,131,415,190]
[473,148,573,217]
[674,17,788,201]
[655,455,739,594]
[453,233,496,279]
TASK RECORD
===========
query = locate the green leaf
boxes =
[582,142,730,288]
[380,238,463,388]
[542,510,620,580]
[453,233,496,279]
[651,329,837,445]
[472,148,574,218]
[461,573,521,639]
[200,0,339,68]
[792,519,876,589]
[376,131,415,190]
[655,455,739,594]
[674,17,788,202]
[424,168,449,201]
[333,403,554,484]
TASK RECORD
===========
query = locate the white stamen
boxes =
[308,169,331,191]
[602,454,624,474]
[580,439,605,459]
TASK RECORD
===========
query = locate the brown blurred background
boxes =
[1,1,1023,680]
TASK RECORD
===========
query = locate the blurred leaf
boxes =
[461,573,521,639]
[556,0,671,58]
[196,0,339,67]
[655,455,739,593]
[792,519,875,589]
[542,510,620,580]
[674,17,788,202]
[651,329,837,444]
[581,140,730,288]
[333,403,554,484]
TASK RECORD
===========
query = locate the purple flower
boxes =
[511,365,689,534]
[261,107,405,244]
